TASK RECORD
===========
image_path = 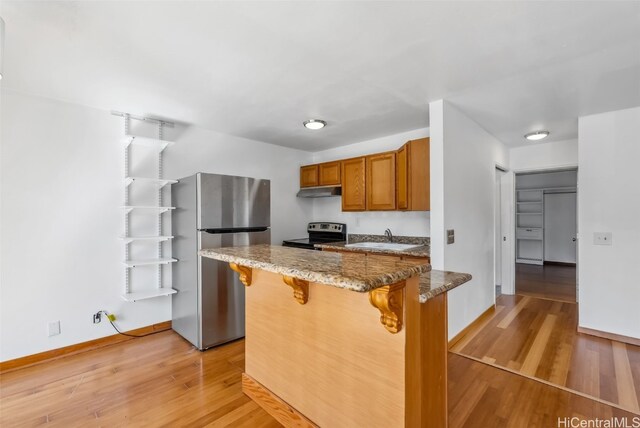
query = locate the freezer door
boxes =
[197,229,271,349]
[197,173,270,229]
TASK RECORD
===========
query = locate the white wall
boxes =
[311,128,430,237]
[510,139,578,172]
[430,100,509,338]
[0,90,312,361]
[578,106,640,340]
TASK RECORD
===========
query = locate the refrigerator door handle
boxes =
[198,227,269,234]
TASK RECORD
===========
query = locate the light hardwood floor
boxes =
[515,263,576,302]
[452,294,640,415]
[1,330,637,427]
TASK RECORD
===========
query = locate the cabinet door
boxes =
[366,152,396,210]
[341,157,366,211]
[300,165,319,188]
[396,143,409,210]
[319,161,341,186]
[407,138,430,211]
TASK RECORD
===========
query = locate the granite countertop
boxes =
[315,233,430,258]
[314,242,430,258]
[418,270,472,303]
[199,244,430,293]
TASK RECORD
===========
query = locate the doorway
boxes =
[514,168,578,302]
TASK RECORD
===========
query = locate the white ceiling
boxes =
[2,1,639,151]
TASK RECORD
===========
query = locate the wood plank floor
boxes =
[515,263,576,302]
[451,294,640,415]
[1,330,637,427]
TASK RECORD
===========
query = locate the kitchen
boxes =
[2,1,640,427]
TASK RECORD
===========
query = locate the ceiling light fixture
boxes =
[303,119,326,130]
[524,130,550,141]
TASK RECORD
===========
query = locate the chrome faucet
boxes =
[384,228,393,242]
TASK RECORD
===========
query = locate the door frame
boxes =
[495,165,515,296]
[509,165,579,299]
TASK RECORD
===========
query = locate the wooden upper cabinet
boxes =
[396,138,430,211]
[341,157,366,211]
[366,152,396,211]
[301,137,428,212]
[300,165,319,188]
[319,161,341,186]
[396,144,409,210]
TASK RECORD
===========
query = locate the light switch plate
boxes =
[447,229,455,245]
[593,232,612,246]
[48,321,61,337]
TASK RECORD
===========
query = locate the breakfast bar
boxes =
[200,245,471,428]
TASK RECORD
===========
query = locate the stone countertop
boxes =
[314,241,430,258]
[419,270,472,303]
[199,244,430,293]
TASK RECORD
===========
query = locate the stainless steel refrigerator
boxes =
[171,173,270,350]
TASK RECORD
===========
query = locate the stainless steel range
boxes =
[282,222,346,250]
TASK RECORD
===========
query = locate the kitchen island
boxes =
[200,245,471,428]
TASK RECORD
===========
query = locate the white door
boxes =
[500,171,515,295]
[544,192,577,263]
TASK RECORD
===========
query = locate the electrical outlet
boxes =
[594,232,612,246]
[93,312,102,324]
[48,321,61,337]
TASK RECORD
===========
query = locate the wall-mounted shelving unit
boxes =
[515,189,544,265]
[119,115,178,302]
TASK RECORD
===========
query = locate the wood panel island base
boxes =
[199,245,472,428]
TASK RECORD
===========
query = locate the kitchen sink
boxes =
[344,242,422,251]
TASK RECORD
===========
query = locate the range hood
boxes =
[296,185,342,198]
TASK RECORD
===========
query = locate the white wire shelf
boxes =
[122,135,174,152]
[123,258,177,268]
[124,177,178,188]
[122,205,175,214]
[120,236,174,244]
[121,287,177,302]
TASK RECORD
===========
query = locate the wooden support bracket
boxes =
[230,263,252,286]
[368,282,405,333]
[282,276,309,304]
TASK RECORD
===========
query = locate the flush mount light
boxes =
[524,130,550,141]
[303,119,326,130]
